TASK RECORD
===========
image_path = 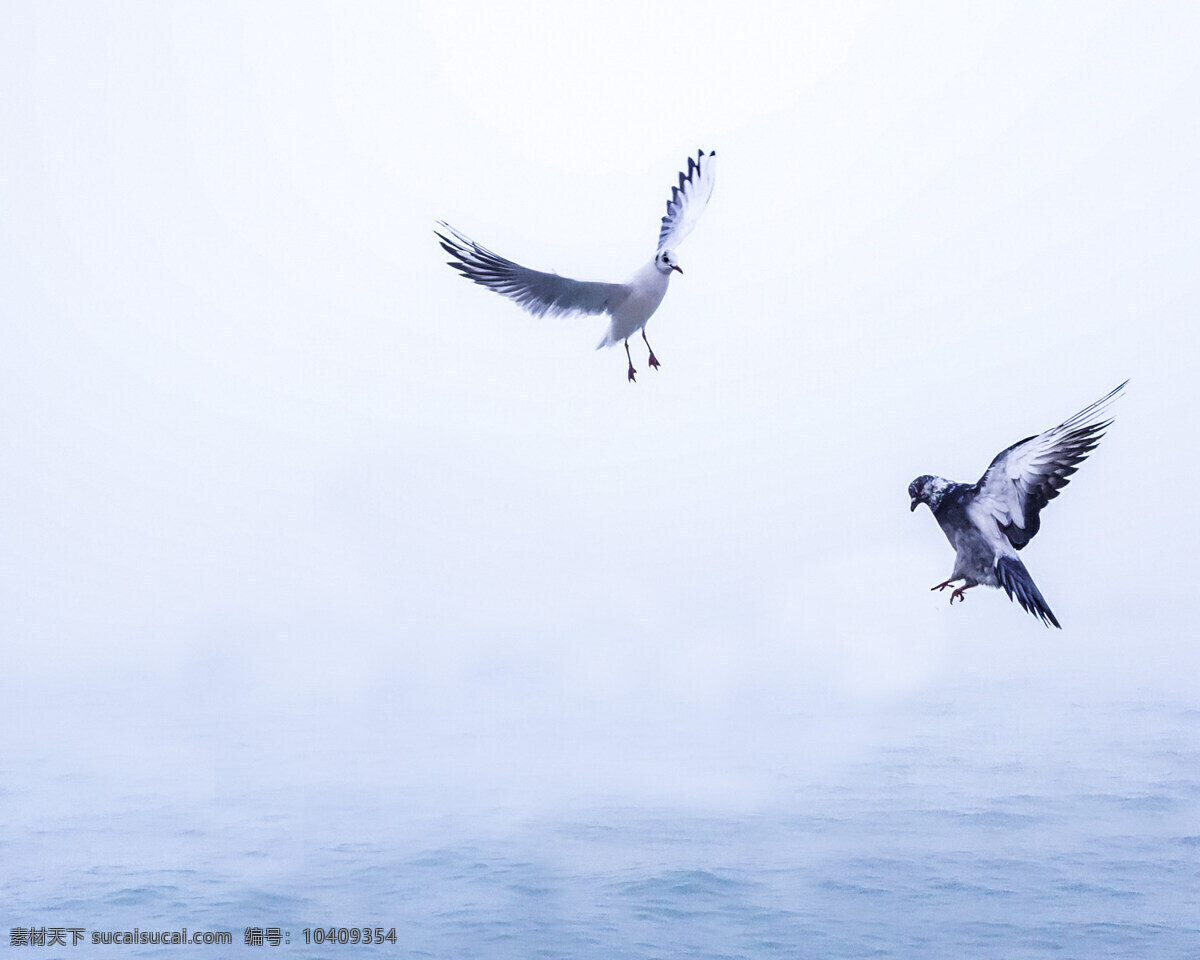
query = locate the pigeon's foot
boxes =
[647,351,660,370]
[931,579,956,592]
[627,364,637,383]
[949,584,975,605]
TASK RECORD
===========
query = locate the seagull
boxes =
[436,150,716,382]
[908,381,1127,628]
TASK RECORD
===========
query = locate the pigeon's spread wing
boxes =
[657,150,716,253]
[436,222,627,320]
[974,381,1127,549]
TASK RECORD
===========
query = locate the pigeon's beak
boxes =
[671,264,683,275]
[910,497,919,512]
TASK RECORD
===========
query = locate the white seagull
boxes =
[436,150,716,381]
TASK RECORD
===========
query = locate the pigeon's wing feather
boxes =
[436,222,628,319]
[657,150,717,253]
[973,381,1127,549]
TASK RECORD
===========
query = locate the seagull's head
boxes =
[908,475,946,512]
[656,249,683,275]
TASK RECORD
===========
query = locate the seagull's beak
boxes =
[671,264,683,275]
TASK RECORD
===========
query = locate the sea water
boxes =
[3,678,1197,958]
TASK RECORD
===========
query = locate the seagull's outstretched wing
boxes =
[657,150,716,253]
[436,221,628,320]
[972,381,1127,550]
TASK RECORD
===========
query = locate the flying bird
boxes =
[908,381,1127,627]
[436,150,717,382]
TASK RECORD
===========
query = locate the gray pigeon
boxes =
[908,381,1127,627]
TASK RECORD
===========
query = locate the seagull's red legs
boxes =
[624,340,637,382]
[642,329,660,369]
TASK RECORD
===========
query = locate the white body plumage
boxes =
[596,258,673,349]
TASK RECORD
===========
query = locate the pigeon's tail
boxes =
[995,556,1061,629]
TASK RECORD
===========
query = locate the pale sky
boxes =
[2,2,1198,806]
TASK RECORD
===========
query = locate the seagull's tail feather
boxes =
[995,556,1061,629]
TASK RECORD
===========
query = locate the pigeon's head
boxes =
[908,475,949,512]
[656,249,683,275]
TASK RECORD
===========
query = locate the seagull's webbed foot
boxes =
[949,583,976,605]
[641,330,660,370]
[624,339,637,383]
